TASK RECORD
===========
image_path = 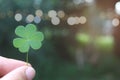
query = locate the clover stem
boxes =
[26,51,29,65]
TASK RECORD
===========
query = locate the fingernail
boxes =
[26,67,35,80]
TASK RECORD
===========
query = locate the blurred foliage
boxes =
[0,0,120,80]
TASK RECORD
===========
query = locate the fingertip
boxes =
[26,67,36,80]
[1,66,36,80]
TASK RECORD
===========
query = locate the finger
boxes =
[0,56,28,76]
[1,66,35,80]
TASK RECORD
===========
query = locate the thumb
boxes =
[1,66,35,80]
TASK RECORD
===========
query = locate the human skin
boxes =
[0,56,35,80]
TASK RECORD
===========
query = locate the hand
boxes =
[0,56,35,80]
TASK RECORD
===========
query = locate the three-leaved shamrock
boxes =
[13,24,44,53]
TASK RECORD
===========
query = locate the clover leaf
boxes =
[13,24,44,53]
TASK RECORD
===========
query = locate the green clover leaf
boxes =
[13,24,44,53]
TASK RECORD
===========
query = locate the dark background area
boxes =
[1,0,120,80]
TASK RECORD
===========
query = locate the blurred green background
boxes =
[1,0,120,80]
